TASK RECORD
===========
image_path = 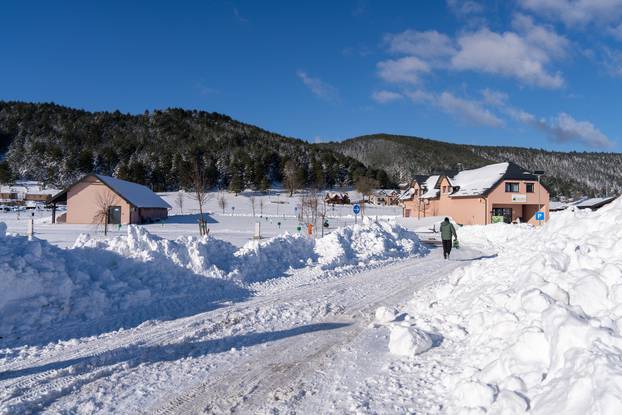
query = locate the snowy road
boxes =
[1,247,485,414]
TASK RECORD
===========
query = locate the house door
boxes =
[492,207,512,224]
[108,206,122,224]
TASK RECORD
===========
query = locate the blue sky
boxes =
[1,1,621,151]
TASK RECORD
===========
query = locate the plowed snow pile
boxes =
[397,198,622,414]
[0,224,241,340]
[1,220,426,339]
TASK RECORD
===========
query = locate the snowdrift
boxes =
[457,222,533,252]
[402,198,622,414]
[1,220,427,342]
[74,219,428,283]
[0,225,246,343]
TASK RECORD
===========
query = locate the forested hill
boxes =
[1,102,620,197]
[0,102,391,191]
[324,134,622,197]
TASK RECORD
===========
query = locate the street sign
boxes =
[352,204,361,215]
[536,211,545,221]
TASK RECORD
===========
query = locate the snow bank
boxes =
[402,197,622,414]
[0,220,427,340]
[0,231,243,340]
[234,233,316,283]
[316,219,428,269]
[457,222,533,251]
[74,226,236,278]
[76,220,427,283]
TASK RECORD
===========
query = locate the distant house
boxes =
[49,174,171,225]
[401,162,550,225]
[369,189,400,206]
[0,181,58,205]
[325,192,350,205]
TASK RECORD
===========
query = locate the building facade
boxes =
[401,162,549,225]
[50,174,171,225]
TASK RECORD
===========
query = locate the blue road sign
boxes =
[536,211,545,221]
[353,204,361,215]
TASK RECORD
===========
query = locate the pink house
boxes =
[50,174,171,225]
[401,162,549,225]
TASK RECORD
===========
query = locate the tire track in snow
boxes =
[1,248,482,413]
[148,253,474,414]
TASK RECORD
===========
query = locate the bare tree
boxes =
[300,190,320,238]
[217,190,227,214]
[175,190,185,215]
[355,176,380,216]
[190,155,211,236]
[319,197,328,237]
[283,160,302,197]
[93,190,118,236]
[249,196,256,217]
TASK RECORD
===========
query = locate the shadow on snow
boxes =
[0,322,350,382]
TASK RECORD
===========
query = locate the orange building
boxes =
[50,174,171,225]
[401,162,549,225]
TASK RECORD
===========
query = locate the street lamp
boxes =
[524,170,545,224]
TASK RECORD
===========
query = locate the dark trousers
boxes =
[442,239,452,258]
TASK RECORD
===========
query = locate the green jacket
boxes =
[440,220,457,241]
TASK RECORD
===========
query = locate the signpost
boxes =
[353,203,361,224]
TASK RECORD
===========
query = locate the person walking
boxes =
[440,217,457,259]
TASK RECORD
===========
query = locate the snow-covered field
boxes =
[1,189,402,248]
[1,190,620,414]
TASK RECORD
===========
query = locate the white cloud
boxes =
[371,90,403,104]
[405,89,435,103]
[507,107,615,148]
[600,47,622,76]
[481,88,509,106]
[446,0,484,16]
[377,56,430,84]
[436,92,505,127]
[609,22,622,40]
[550,113,614,147]
[379,20,568,88]
[519,0,622,26]
[451,28,565,88]
[511,14,569,59]
[384,30,456,61]
[296,70,339,101]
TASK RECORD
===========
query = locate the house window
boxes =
[526,183,534,193]
[505,182,519,192]
[492,207,513,224]
[414,189,419,196]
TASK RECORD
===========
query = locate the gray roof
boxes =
[95,175,171,209]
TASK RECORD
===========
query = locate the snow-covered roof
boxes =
[373,189,399,197]
[549,201,568,211]
[94,175,171,209]
[421,175,440,199]
[573,197,616,209]
[449,162,509,197]
[398,188,414,201]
